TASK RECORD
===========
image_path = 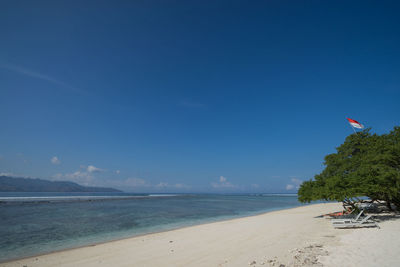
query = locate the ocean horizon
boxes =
[0,192,304,262]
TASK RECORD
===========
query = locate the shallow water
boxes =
[0,192,304,262]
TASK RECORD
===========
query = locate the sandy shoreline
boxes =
[2,202,399,267]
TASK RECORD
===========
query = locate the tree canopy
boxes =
[298,126,400,210]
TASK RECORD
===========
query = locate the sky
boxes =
[0,1,399,193]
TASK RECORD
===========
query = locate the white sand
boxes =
[2,203,399,267]
[319,214,400,267]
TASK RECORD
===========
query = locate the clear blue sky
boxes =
[0,1,399,193]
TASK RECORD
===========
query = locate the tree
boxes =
[298,126,400,210]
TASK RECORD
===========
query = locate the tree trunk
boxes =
[343,198,356,211]
[391,197,400,211]
[385,196,393,211]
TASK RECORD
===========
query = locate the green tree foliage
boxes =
[298,126,400,210]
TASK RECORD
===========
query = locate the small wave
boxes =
[261,193,298,197]
[0,195,142,203]
[0,194,183,203]
[147,194,179,197]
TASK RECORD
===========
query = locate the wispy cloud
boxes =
[53,171,94,186]
[87,165,103,173]
[0,64,87,95]
[211,175,236,188]
[156,182,169,188]
[155,182,191,189]
[0,172,34,178]
[50,162,193,191]
[50,156,60,165]
[52,165,104,186]
[101,177,192,191]
[285,184,295,190]
[251,183,260,188]
[285,177,303,191]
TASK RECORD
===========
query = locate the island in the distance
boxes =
[0,175,121,192]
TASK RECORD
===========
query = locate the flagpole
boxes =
[350,125,357,134]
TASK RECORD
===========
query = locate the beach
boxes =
[2,202,399,267]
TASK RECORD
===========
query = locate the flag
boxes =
[347,118,364,129]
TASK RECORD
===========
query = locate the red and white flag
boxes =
[347,118,364,129]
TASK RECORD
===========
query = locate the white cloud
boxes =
[52,164,107,186]
[52,165,191,191]
[87,165,103,173]
[53,170,94,186]
[286,184,295,190]
[124,177,149,187]
[66,171,91,180]
[52,164,104,186]
[52,166,148,189]
[51,156,60,165]
[102,177,155,191]
[211,176,236,188]
[251,184,260,188]
[156,182,169,188]
[0,172,33,178]
[115,170,120,174]
[155,182,190,190]
[291,178,302,185]
[285,177,303,191]
[0,64,86,95]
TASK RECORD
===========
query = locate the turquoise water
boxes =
[0,192,304,262]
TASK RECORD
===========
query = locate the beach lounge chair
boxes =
[332,214,379,228]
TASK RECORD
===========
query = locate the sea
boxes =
[0,192,305,262]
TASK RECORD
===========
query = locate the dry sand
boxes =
[2,202,399,267]
[319,213,400,267]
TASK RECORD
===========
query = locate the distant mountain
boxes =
[0,176,122,192]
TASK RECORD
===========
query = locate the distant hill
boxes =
[0,176,122,192]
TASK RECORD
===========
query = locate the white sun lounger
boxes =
[332,214,379,228]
